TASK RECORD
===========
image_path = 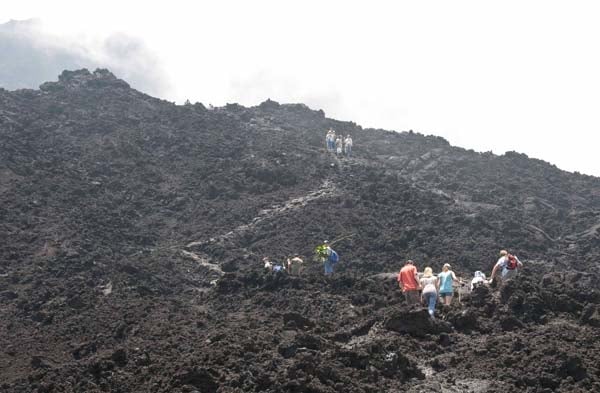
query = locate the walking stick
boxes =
[329,233,356,246]
[457,279,469,305]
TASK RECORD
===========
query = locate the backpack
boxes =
[329,250,339,264]
[506,254,518,270]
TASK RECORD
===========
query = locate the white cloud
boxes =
[0,18,170,96]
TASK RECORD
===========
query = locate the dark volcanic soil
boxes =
[1,69,600,392]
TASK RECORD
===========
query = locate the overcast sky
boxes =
[2,1,599,176]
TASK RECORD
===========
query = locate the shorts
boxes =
[439,292,453,298]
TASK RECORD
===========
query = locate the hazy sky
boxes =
[2,1,599,176]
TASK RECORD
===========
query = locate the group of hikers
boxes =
[398,261,458,316]
[263,245,523,319]
[262,240,339,276]
[397,249,522,318]
[326,129,353,157]
[263,255,304,275]
[261,127,523,318]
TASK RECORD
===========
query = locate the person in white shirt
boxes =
[344,135,353,157]
[419,267,439,318]
[287,254,304,275]
[335,137,343,155]
[263,257,273,270]
[470,271,487,291]
[490,249,523,283]
[325,130,333,151]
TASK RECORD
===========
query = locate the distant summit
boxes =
[39,69,130,92]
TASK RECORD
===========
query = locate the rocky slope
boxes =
[1,69,599,392]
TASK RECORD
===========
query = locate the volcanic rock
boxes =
[0,69,599,392]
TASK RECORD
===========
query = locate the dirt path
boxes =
[186,179,339,250]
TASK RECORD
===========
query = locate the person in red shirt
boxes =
[398,260,421,305]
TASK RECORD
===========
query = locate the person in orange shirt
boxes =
[398,260,421,305]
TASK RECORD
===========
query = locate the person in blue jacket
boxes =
[319,241,339,275]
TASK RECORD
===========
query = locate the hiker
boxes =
[328,129,337,152]
[326,129,334,151]
[470,271,487,291]
[489,250,523,284]
[420,267,439,318]
[324,243,339,275]
[287,254,304,275]
[332,130,338,151]
[263,256,285,272]
[398,260,421,305]
[438,263,458,306]
[263,257,273,271]
[344,135,353,157]
[315,241,339,275]
[335,137,343,155]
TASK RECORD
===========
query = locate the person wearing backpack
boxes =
[315,241,338,276]
[489,250,523,283]
[325,246,339,276]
